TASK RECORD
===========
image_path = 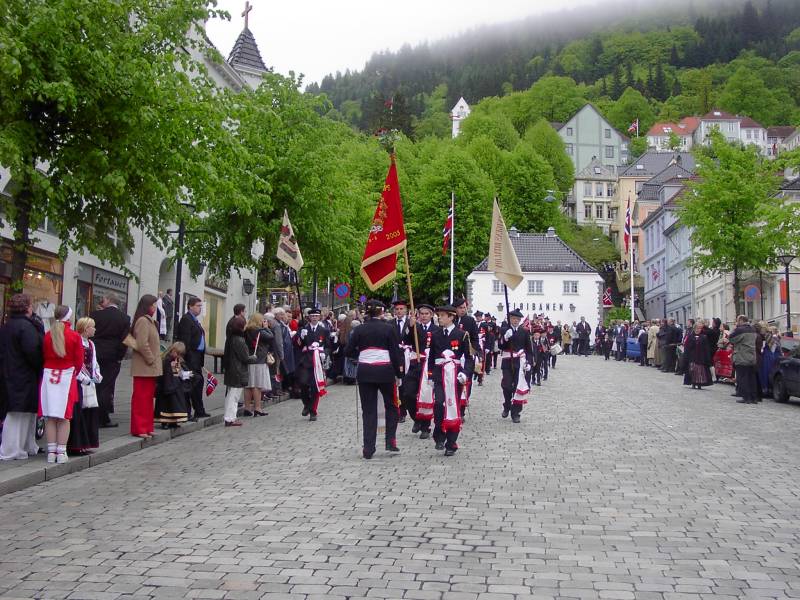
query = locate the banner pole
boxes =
[450,191,455,304]
[504,284,511,326]
[630,232,635,323]
[403,246,421,357]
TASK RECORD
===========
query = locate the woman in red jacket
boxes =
[40,305,84,464]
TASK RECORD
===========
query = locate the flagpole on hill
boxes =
[449,191,455,304]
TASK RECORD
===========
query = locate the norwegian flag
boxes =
[602,288,613,307]
[627,119,639,135]
[442,202,453,255]
[652,266,660,281]
[521,316,532,332]
[205,372,219,396]
[624,198,631,256]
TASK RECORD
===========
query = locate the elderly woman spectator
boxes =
[0,294,44,461]
[730,315,761,404]
[760,325,782,397]
[273,307,295,398]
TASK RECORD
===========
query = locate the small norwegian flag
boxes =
[205,372,219,396]
[603,288,613,307]
[627,119,639,134]
[624,198,632,255]
[652,266,660,281]
[442,202,453,255]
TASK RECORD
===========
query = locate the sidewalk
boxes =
[0,355,289,496]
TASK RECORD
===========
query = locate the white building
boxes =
[646,118,699,152]
[694,110,768,155]
[467,227,604,327]
[0,19,269,348]
[451,97,471,138]
[572,157,617,234]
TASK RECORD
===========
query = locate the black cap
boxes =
[308,308,322,316]
[366,299,385,311]
[417,303,435,312]
[391,299,408,307]
[508,309,523,318]
[435,305,457,315]
[452,298,467,308]
[474,311,484,317]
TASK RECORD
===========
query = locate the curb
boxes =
[0,393,292,497]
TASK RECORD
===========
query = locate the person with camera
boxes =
[243,313,275,417]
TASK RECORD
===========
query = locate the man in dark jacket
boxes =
[295,307,331,421]
[660,319,681,373]
[575,317,591,356]
[176,297,208,419]
[91,293,130,427]
[499,309,533,423]
[345,300,404,459]
[730,315,761,404]
[0,294,44,460]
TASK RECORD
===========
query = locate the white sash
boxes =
[415,348,434,421]
[512,349,529,405]
[359,347,391,365]
[309,342,327,399]
[435,350,461,433]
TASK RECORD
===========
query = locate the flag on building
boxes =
[627,119,639,135]
[442,202,453,255]
[652,266,660,281]
[624,198,632,256]
[276,209,304,272]
[360,160,408,291]
[603,287,613,307]
[205,372,219,396]
[487,198,523,290]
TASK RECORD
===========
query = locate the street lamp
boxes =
[172,201,196,341]
[778,252,795,336]
[497,302,504,314]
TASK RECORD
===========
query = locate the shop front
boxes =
[75,263,130,319]
[0,244,63,328]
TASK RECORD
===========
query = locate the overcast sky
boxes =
[205,0,596,86]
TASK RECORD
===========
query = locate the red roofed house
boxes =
[646,117,700,152]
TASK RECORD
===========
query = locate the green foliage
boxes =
[458,113,520,151]
[523,119,575,193]
[557,221,620,269]
[496,143,559,234]
[605,307,631,326]
[605,87,655,135]
[628,137,649,161]
[412,84,451,139]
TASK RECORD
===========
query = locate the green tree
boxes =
[718,67,782,126]
[520,76,586,125]
[523,119,575,193]
[458,113,520,151]
[680,131,795,315]
[0,0,232,289]
[412,84,451,139]
[652,61,668,101]
[628,137,649,161]
[605,87,655,136]
[496,144,559,234]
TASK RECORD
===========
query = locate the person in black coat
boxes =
[661,318,681,373]
[295,307,332,421]
[575,317,592,356]
[0,293,44,460]
[176,297,208,419]
[427,305,471,456]
[498,309,533,423]
[638,324,649,366]
[683,322,713,389]
[481,317,496,374]
[345,301,404,459]
[90,293,130,427]
[401,304,438,439]
[453,298,478,413]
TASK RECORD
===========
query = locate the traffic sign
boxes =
[334,282,351,299]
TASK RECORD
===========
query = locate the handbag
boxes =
[266,352,276,366]
[122,333,138,351]
[549,343,562,356]
[82,383,99,408]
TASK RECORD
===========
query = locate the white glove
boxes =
[289,330,297,338]
[524,364,531,372]
[319,352,326,361]
[395,378,403,388]
[300,329,307,340]
[504,329,513,341]
[457,372,467,384]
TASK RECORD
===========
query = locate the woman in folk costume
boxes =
[129,294,163,438]
[67,317,102,455]
[683,320,713,390]
[155,342,191,429]
[40,305,84,464]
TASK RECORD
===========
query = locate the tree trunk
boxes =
[9,184,33,294]
[732,264,742,318]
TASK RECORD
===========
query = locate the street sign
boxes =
[744,284,761,301]
[334,282,351,299]
[359,294,367,303]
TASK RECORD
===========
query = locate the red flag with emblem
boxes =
[360,158,408,291]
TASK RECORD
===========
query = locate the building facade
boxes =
[468,227,604,327]
[556,104,629,174]
[572,158,617,234]
[451,97,471,139]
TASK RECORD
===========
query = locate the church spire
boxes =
[227,1,267,78]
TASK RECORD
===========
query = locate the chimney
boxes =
[546,226,556,238]
[509,226,519,238]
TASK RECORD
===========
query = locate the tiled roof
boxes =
[678,116,700,134]
[550,121,564,131]
[702,109,738,120]
[740,117,764,129]
[619,152,695,178]
[576,157,617,180]
[227,27,267,73]
[768,126,796,139]
[780,177,800,191]
[473,231,597,273]
[647,121,697,137]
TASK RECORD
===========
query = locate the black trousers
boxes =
[550,353,557,368]
[401,362,430,432]
[501,361,527,417]
[602,342,611,360]
[359,381,398,452]
[95,358,121,424]
[432,372,460,450]
[662,345,677,372]
[578,338,590,356]
[185,350,206,416]
[639,343,648,365]
[735,365,758,402]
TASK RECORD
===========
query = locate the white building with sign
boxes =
[467,227,604,327]
[451,97,471,138]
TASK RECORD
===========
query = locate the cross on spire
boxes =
[242,1,253,29]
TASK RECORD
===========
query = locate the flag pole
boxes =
[402,247,421,357]
[503,284,511,325]
[449,191,455,304]
[630,230,635,323]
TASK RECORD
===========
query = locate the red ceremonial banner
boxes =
[360,160,407,291]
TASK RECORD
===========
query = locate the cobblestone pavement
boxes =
[2,354,800,600]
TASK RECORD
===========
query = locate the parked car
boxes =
[771,337,800,403]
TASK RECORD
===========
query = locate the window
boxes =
[528,280,543,295]
[610,208,618,220]
[566,127,573,136]
[584,204,592,219]
[595,204,604,219]
[566,143,574,155]
[607,183,615,197]
[563,280,579,294]
[492,279,503,294]
[596,183,604,197]
[605,145,615,158]
[746,129,752,139]
[604,128,611,139]
[583,182,592,196]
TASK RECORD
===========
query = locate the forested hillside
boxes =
[307,0,800,137]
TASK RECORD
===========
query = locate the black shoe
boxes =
[398,416,406,423]
[188,416,198,422]
[195,413,211,418]
[363,448,374,459]
[161,423,169,430]
[736,399,748,403]
[435,442,445,450]
[99,422,119,428]
[301,407,310,416]
[512,416,520,423]
[309,414,317,421]
[385,442,400,452]
[241,409,254,417]
[731,393,741,398]
[419,430,430,439]
[501,409,509,418]
[444,448,456,457]
[254,410,268,417]
[411,422,421,434]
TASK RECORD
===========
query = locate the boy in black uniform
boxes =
[345,300,404,459]
[498,309,533,423]
[480,314,495,376]
[453,298,478,416]
[427,305,471,456]
[401,303,438,439]
[295,308,331,421]
[532,330,548,386]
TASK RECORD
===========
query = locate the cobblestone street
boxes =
[2,354,800,600]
